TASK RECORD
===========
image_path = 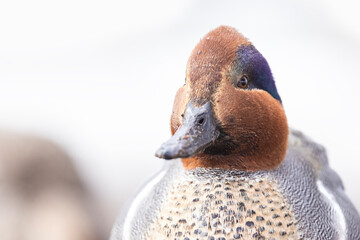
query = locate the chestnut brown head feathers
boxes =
[156,26,288,171]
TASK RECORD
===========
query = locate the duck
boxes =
[110,26,360,240]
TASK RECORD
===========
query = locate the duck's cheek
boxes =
[170,86,189,135]
[214,88,263,142]
[214,85,254,125]
[214,86,288,155]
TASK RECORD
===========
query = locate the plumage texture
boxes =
[148,171,298,239]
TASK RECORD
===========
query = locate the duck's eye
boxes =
[237,76,248,88]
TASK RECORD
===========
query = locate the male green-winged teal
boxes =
[111,26,360,240]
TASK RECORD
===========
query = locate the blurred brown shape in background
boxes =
[0,132,106,240]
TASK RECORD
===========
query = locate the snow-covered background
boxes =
[1,0,359,234]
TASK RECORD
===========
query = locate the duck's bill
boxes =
[155,101,219,160]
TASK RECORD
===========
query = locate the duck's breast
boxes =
[148,169,300,240]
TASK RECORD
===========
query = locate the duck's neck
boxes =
[181,150,286,171]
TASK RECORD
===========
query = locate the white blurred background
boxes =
[0,0,359,237]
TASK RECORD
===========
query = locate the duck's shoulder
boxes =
[274,128,360,239]
[282,128,345,192]
[286,128,332,176]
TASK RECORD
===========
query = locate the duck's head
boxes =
[155,26,288,171]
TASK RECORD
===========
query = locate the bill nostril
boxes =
[197,118,205,125]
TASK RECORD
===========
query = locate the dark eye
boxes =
[237,75,248,89]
